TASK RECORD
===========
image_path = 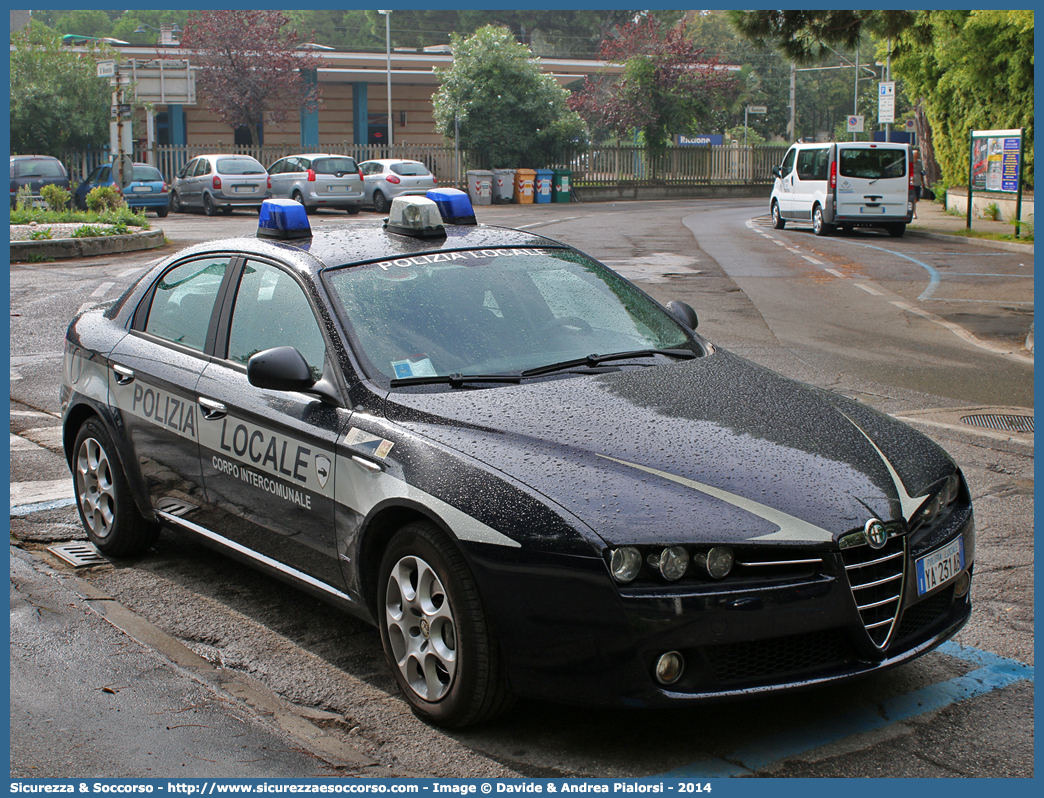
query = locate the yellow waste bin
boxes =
[514,169,536,204]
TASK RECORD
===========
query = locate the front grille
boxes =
[894,586,954,642]
[704,629,854,684]
[842,535,906,648]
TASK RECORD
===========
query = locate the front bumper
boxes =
[466,510,974,708]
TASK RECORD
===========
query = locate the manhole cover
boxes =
[47,542,109,568]
[960,414,1034,434]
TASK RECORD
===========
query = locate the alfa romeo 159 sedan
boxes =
[61,192,974,728]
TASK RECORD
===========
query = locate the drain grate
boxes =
[960,414,1034,434]
[47,542,109,568]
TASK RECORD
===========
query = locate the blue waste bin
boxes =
[534,169,554,203]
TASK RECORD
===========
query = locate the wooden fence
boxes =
[57,143,783,189]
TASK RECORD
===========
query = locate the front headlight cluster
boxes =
[610,545,734,584]
[913,472,962,528]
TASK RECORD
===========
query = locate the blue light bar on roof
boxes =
[257,199,312,239]
[426,188,477,225]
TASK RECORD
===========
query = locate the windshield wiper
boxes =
[390,373,523,388]
[521,348,697,378]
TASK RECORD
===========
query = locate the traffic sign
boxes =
[96,60,116,78]
[747,105,767,114]
[847,115,865,133]
[878,81,895,124]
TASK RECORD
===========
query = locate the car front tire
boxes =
[378,520,514,728]
[372,190,388,214]
[771,201,785,229]
[72,417,159,557]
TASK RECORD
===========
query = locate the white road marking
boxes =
[90,281,115,298]
[10,434,45,452]
[805,257,825,266]
[888,299,1034,363]
[854,283,885,296]
[118,267,145,278]
[824,268,846,277]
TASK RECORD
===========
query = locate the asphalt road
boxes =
[8,199,1034,779]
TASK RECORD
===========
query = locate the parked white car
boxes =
[770,141,913,237]
[359,159,437,214]
[267,153,365,214]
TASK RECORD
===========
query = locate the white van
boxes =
[770,141,913,237]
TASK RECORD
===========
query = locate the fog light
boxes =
[954,571,971,598]
[657,546,689,581]
[610,547,642,583]
[655,651,685,685]
[694,546,734,579]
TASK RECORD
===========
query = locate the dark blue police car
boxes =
[61,191,974,727]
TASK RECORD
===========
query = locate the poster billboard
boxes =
[970,130,1022,193]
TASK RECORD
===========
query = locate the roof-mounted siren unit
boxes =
[257,199,312,239]
[384,196,448,238]
[426,188,477,225]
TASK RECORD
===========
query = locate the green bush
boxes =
[71,225,105,238]
[40,183,72,212]
[85,185,126,213]
[29,227,53,240]
[981,202,1001,221]
[14,185,34,211]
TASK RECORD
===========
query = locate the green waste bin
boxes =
[552,169,572,203]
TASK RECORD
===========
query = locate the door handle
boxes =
[351,455,383,473]
[112,364,135,385]
[197,397,227,420]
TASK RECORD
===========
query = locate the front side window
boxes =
[325,248,694,381]
[144,258,230,351]
[226,261,326,380]
[779,148,797,176]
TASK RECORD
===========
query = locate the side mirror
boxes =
[247,346,315,392]
[771,166,782,179]
[666,300,698,331]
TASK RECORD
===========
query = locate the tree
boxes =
[180,11,323,147]
[9,25,112,155]
[569,16,739,158]
[432,26,588,168]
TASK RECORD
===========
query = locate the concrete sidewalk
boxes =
[9,546,416,779]
[908,197,1033,253]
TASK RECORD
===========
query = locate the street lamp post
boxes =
[378,10,393,150]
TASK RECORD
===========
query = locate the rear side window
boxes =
[216,158,266,175]
[390,162,430,177]
[839,149,907,180]
[313,157,358,175]
[796,148,829,181]
[144,258,230,351]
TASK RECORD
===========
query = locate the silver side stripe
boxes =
[596,454,834,543]
[337,455,522,549]
[841,413,929,522]
[157,511,357,604]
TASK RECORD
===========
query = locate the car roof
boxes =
[11,154,61,161]
[164,221,568,279]
[361,159,423,166]
[279,153,357,160]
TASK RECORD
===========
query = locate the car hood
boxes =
[382,350,955,547]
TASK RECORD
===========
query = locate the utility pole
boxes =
[788,62,796,140]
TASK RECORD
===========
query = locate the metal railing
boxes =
[57,143,782,189]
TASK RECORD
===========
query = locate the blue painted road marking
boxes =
[661,641,1033,778]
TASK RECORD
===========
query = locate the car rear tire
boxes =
[812,205,832,236]
[372,190,388,214]
[347,204,361,215]
[170,192,183,213]
[203,193,216,217]
[771,201,785,229]
[72,418,159,557]
[292,190,313,215]
[888,223,906,237]
[378,520,514,728]
[156,206,169,218]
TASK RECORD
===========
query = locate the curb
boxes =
[905,227,1034,255]
[10,227,165,261]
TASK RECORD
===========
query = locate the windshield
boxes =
[216,158,266,175]
[325,247,695,382]
[838,148,907,180]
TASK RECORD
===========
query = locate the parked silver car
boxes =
[359,159,437,214]
[267,153,365,214]
[170,154,269,216]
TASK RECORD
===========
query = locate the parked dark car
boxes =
[74,162,170,216]
[10,155,71,207]
[61,192,974,729]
